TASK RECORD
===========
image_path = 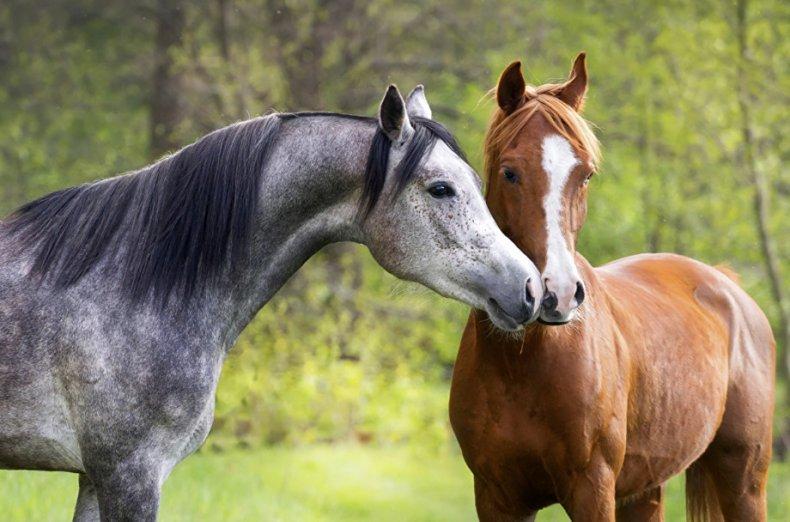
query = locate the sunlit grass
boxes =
[1,446,787,520]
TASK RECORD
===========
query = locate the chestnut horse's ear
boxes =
[557,52,588,112]
[378,84,414,144]
[496,61,526,115]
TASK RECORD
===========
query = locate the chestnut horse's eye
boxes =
[503,168,518,184]
[427,182,456,199]
[583,172,594,185]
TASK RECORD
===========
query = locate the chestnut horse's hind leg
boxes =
[72,474,100,522]
[615,486,663,521]
[692,437,770,521]
[688,373,773,521]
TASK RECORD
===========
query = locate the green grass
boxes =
[1,446,787,521]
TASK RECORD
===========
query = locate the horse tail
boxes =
[686,461,723,522]
[714,263,741,285]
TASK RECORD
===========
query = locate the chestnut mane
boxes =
[483,82,601,182]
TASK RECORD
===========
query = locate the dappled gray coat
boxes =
[0,85,540,521]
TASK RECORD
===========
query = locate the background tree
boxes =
[0,0,786,456]
[150,0,186,158]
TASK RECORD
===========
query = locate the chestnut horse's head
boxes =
[484,53,601,325]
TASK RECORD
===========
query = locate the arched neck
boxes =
[203,115,378,348]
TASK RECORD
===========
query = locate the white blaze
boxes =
[541,134,581,313]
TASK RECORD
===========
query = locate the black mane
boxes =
[3,112,466,305]
[5,116,282,305]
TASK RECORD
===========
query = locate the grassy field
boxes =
[1,446,787,521]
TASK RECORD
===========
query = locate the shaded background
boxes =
[0,0,787,519]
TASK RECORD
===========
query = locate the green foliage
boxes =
[212,247,467,448]
[0,0,787,450]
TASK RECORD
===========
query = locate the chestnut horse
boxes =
[450,54,775,521]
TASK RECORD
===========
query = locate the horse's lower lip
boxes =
[487,298,520,329]
[538,317,570,326]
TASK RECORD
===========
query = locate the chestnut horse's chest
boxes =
[450,260,738,508]
[449,321,624,510]
[449,382,562,510]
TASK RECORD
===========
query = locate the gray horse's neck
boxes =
[0,114,379,358]
[199,114,374,349]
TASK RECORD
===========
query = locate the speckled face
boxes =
[363,139,543,331]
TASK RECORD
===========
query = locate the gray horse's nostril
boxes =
[574,281,585,306]
[525,278,535,308]
[541,291,558,312]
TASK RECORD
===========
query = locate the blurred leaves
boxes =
[0,0,787,449]
[212,247,466,449]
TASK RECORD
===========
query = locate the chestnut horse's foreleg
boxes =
[615,485,663,521]
[473,477,537,522]
[559,458,617,522]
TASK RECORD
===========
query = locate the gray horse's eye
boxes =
[427,182,455,199]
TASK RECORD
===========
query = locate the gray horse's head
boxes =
[360,85,542,330]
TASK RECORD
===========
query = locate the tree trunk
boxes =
[267,1,323,111]
[735,0,789,459]
[149,0,185,159]
[215,0,230,61]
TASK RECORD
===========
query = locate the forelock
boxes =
[358,117,469,217]
[484,83,600,184]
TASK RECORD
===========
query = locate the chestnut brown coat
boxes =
[449,54,775,521]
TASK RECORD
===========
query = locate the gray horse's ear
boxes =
[406,84,432,119]
[378,85,414,144]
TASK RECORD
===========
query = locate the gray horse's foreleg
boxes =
[73,456,164,522]
[73,474,100,522]
[94,470,162,522]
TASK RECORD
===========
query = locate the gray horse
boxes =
[0,84,542,520]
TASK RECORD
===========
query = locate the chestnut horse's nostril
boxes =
[541,291,558,312]
[574,281,585,306]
